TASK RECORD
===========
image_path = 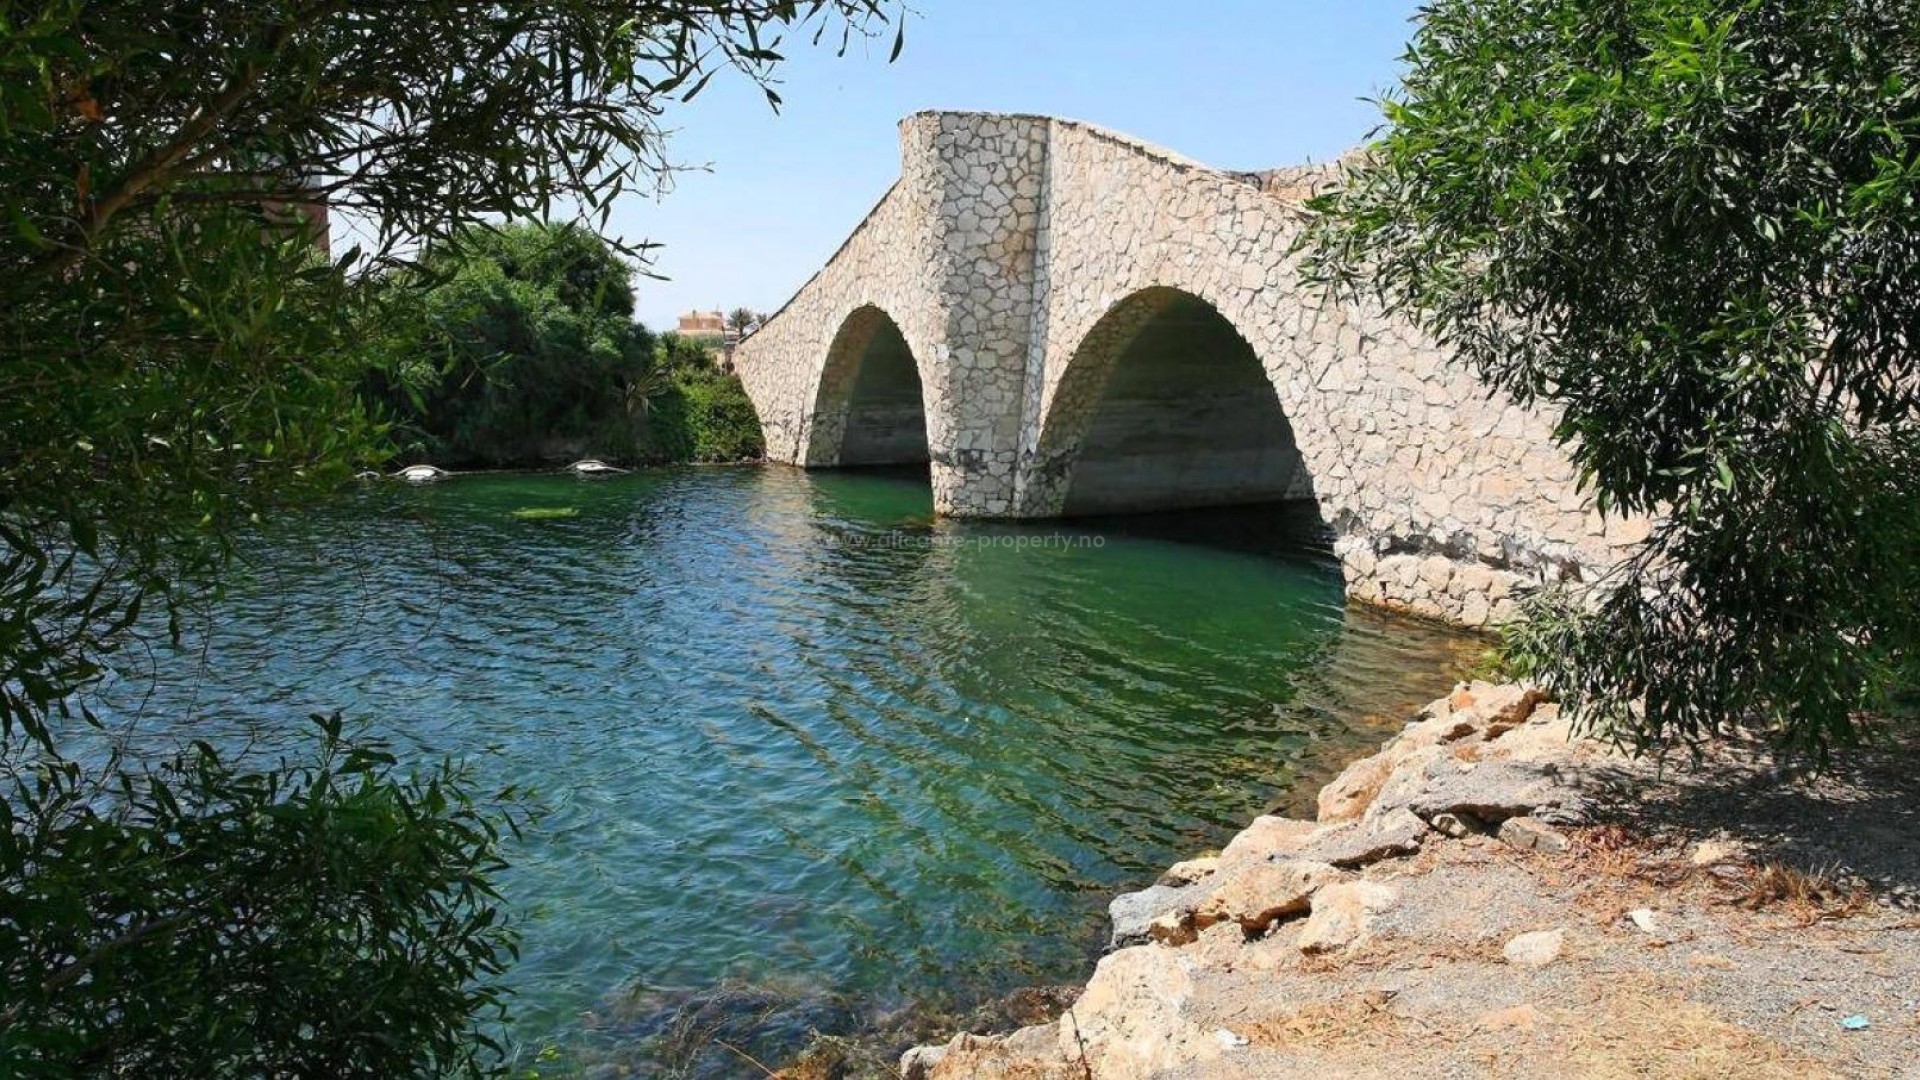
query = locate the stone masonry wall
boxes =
[733,111,1650,628]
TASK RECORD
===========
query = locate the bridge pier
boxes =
[915,113,1048,518]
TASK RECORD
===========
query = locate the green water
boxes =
[89,466,1474,1069]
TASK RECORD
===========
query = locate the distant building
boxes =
[677,310,727,339]
[678,310,747,371]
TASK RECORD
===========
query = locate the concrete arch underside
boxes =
[733,111,1651,629]
[804,305,930,468]
[1032,287,1315,517]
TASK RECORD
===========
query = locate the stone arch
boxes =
[802,305,932,468]
[1031,286,1317,517]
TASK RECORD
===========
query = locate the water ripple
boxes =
[85,466,1477,1061]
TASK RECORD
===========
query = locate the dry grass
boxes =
[1554,821,1880,936]
[1569,822,1689,884]
[1241,979,1842,1079]
[1244,990,1408,1052]
[1558,980,1841,1080]
[1737,860,1875,925]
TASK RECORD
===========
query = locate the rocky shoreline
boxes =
[897,683,1920,1079]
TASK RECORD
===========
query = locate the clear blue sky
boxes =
[620,1,1423,330]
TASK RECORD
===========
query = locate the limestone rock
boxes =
[1503,929,1566,968]
[1218,815,1321,865]
[1430,810,1485,838]
[1480,685,1549,732]
[1318,752,1395,822]
[1296,880,1399,954]
[1157,856,1221,888]
[1110,882,1210,948]
[1362,744,1448,820]
[1193,859,1342,935]
[1380,755,1593,826]
[1446,681,1531,717]
[1295,807,1429,868]
[1481,705,1579,762]
[1400,698,1484,750]
[1322,703,1496,813]
[1498,815,1571,854]
[900,1043,945,1079]
[1058,946,1221,1079]
[1148,911,1198,947]
[911,1025,1077,1080]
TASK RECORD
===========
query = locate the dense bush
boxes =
[369,228,767,467]
[1308,0,1920,756]
[674,373,767,462]
[1,719,519,1078]
[368,224,662,467]
[645,333,768,463]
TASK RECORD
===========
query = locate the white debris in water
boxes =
[566,459,626,476]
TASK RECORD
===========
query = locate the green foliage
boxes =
[1894,655,1920,719]
[645,334,768,462]
[1307,0,1920,756]
[657,331,725,375]
[368,223,659,467]
[365,227,768,466]
[683,373,767,462]
[1,1,902,279]
[1,0,896,1073]
[0,210,388,749]
[725,307,769,337]
[1,718,522,1079]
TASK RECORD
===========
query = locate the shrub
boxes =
[0,718,521,1078]
[1307,0,1920,756]
[642,334,766,463]
[368,224,659,467]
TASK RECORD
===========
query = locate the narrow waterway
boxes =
[87,466,1476,1070]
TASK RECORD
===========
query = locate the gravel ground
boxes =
[1163,829,1920,1078]
[1603,724,1920,910]
[1162,730,1920,1079]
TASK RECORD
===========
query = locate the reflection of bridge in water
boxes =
[736,112,1647,628]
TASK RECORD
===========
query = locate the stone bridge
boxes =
[734,112,1645,628]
